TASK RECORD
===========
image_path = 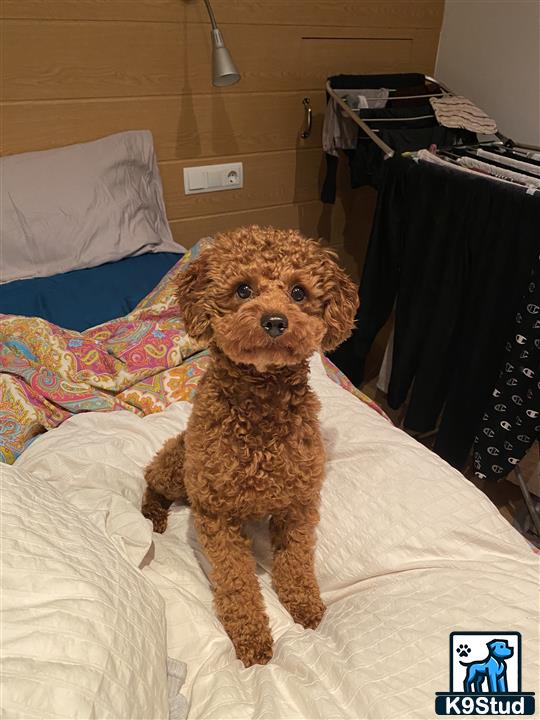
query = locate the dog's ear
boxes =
[320,249,359,353]
[176,249,213,342]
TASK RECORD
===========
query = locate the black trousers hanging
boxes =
[330,156,540,469]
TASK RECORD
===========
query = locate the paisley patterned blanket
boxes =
[0,246,385,464]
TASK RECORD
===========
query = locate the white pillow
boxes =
[1,130,184,284]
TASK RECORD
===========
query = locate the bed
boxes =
[1,133,538,720]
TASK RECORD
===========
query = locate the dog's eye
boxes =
[291,285,306,302]
[236,283,252,300]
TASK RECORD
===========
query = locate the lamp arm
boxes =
[202,0,218,29]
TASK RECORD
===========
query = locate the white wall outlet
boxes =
[183,162,243,195]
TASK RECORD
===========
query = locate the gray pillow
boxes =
[1,130,184,283]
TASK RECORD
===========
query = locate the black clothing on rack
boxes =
[322,74,431,205]
[321,126,470,203]
[328,73,426,91]
[350,127,470,189]
[330,155,540,469]
[321,73,474,203]
[357,105,436,127]
[473,255,540,480]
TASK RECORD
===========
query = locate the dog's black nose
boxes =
[261,313,288,338]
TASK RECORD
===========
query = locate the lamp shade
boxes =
[211,28,240,87]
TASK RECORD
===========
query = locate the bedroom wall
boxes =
[435,0,540,147]
[1,0,443,279]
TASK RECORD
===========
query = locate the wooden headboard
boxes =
[1,0,443,276]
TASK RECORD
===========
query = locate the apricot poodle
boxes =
[142,226,358,666]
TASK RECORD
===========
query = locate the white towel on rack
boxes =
[430,95,497,134]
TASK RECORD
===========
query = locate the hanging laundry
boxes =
[321,74,474,203]
[417,148,537,192]
[330,155,540,469]
[476,148,540,177]
[457,155,540,190]
[345,88,389,111]
[322,96,358,157]
[429,95,497,134]
[322,88,390,157]
[474,255,540,481]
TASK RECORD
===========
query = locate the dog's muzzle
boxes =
[260,313,288,338]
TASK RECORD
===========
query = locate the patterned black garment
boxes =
[331,155,540,469]
[474,255,540,480]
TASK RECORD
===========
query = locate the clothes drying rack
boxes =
[324,72,540,539]
[325,73,540,159]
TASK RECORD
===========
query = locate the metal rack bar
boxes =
[354,114,435,122]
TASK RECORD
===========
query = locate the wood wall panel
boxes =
[0,1,443,284]
[169,204,305,247]
[167,201,350,271]
[2,20,438,101]
[160,149,323,219]
[168,190,376,283]
[1,1,444,29]
[1,92,326,159]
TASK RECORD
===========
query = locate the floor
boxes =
[362,377,540,547]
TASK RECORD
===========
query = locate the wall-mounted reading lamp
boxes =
[202,0,240,87]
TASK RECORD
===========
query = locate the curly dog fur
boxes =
[142,226,358,666]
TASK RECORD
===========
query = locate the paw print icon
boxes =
[456,644,471,658]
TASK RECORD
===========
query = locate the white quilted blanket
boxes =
[1,468,169,719]
[6,355,539,719]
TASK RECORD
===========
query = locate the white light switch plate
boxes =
[183,162,243,195]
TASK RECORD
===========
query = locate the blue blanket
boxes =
[0,252,182,332]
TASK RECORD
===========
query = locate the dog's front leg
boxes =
[193,510,273,667]
[270,504,326,630]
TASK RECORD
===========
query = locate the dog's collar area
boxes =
[209,344,309,383]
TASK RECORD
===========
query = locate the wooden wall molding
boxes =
[1,1,444,29]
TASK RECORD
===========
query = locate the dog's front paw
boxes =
[141,490,170,534]
[148,510,169,534]
[230,624,274,667]
[289,597,326,630]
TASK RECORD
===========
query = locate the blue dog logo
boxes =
[435,632,535,715]
[459,639,513,693]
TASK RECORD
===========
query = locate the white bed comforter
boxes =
[4,355,539,719]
